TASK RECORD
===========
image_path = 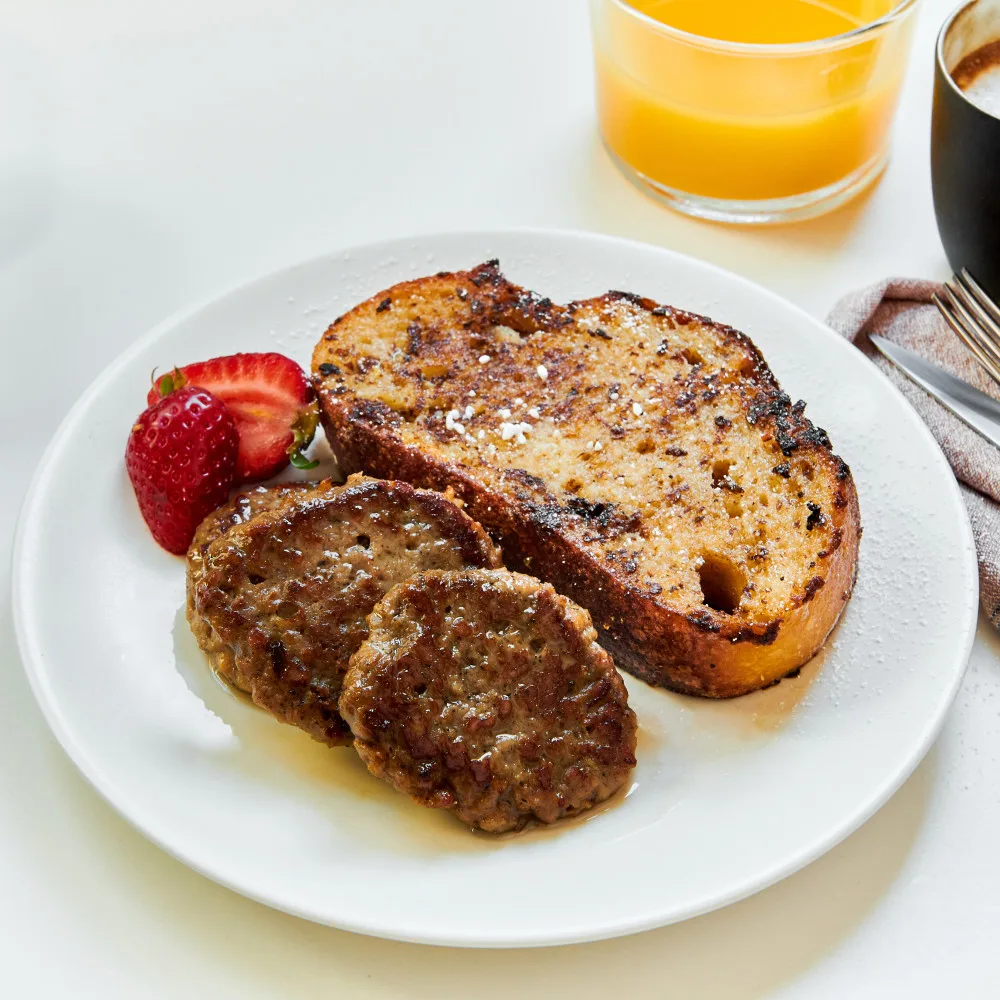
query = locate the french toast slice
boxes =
[312,261,860,698]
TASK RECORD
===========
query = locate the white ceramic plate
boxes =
[13,230,978,948]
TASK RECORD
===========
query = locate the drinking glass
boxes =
[590,0,921,223]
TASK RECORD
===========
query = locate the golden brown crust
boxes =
[313,262,861,698]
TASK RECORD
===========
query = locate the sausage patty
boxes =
[186,481,315,690]
[340,569,638,832]
[189,476,502,745]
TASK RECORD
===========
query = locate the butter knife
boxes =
[869,334,1000,451]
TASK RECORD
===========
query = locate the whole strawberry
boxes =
[126,385,239,554]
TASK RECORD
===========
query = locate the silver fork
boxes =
[933,270,1000,387]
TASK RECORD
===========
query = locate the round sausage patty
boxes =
[190,476,502,745]
[340,569,638,832]
[186,481,316,689]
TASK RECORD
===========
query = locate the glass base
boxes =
[605,145,890,225]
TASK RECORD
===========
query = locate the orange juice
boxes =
[591,0,919,217]
[627,0,874,44]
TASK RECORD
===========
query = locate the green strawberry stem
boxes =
[155,367,188,398]
[288,400,320,470]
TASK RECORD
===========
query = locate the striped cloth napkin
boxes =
[828,279,998,627]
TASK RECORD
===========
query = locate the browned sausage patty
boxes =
[340,569,638,832]
[189,476,502,745]
[186,481,316,690]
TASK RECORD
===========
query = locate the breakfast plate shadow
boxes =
[12,229,978,947]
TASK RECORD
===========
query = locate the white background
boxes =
[2,0,998,996]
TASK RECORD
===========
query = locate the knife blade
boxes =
[869,333,1000,451]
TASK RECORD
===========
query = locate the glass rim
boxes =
[601,0,921,55]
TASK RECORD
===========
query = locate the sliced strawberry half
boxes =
[149,352,318,483]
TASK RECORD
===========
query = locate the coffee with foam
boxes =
[953,40,1000,119]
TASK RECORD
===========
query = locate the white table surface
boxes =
[3,1,999,995]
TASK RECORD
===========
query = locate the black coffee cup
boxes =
[932,0,1000,299]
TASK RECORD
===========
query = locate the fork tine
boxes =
[943,282,1000,366]
[951,275,1000,353]
[934,291,1000,387]
[959,269,1000,329]
[936,299,1000,385]
[953,271,1000,345]
[951,285,1000,352]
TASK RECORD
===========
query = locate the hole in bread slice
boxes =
[698,553,747,614]
[711,460,731,488]
[489,324,525,344]
[723,495,743,518]
[711,460,743,517]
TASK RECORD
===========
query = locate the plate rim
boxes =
[11,227,980,947]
